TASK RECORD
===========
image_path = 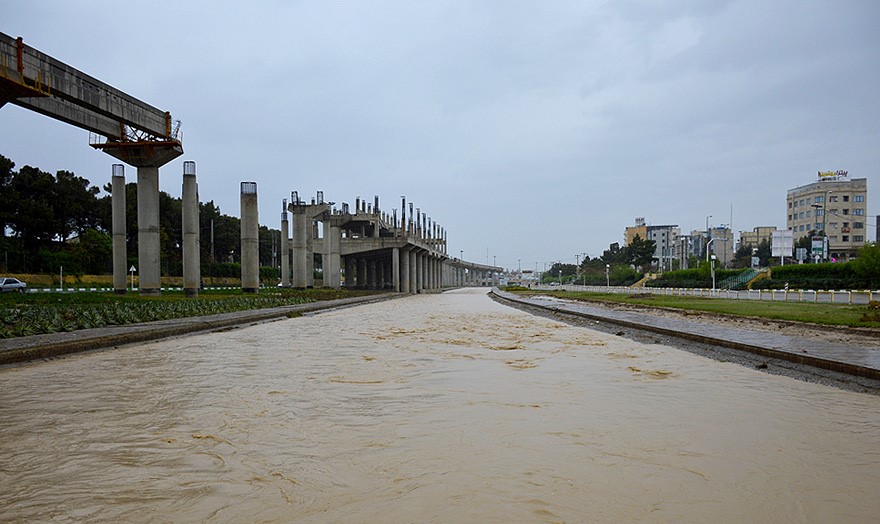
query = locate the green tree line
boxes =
[1,155,281,276]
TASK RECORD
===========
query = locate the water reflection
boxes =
[1,289,878,522]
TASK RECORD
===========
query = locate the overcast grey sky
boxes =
[2,1,878,270]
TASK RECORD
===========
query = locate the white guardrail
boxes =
[535,284,880,305]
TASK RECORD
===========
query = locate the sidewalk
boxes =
[0,293,398,366]
[491,289,880,381]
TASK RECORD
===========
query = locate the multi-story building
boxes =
[646,224,680,271]
[625,218,680,271]
[786,171,868,261]
[624,217,647,246]
[738,226,777,250]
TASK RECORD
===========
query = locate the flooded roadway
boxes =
[1,288,878,522]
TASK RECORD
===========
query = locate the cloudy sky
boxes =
[2,1,878,270]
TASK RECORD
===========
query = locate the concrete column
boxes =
[409,250,417,293]
[399,248,409,293]
[137,166,161,295]
[111,165,127,294]
[240,182,259,293]
[368,259,377,289]
[357,258,367,289]
[392,247,401,292]
[345,256,356,288]
[291,207,309,288]
[280,200,290,287]
[182,161,200,297]
[324,225,341,289]
[306,223,316,287]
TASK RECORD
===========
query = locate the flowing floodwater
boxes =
[1,288,878,522]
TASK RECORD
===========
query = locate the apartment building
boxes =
[786,171,867,261]
[738,226,777,250]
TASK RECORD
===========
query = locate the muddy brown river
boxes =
[1,288,878,522]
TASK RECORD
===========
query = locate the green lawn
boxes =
[506,289,880,329]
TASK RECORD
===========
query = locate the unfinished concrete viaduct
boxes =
[276,192,502,292]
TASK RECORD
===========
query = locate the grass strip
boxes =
[506,289,880,329]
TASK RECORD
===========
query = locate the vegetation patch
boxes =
[506,289,880,329]
[0,288,378,339]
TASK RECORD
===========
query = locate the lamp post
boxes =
[710,254,716,292]
[822,190,832,261]
[605,264,610,287]
[705,215,713,261]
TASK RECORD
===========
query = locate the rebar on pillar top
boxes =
[281,198,288,220]
[241,181,257,194]
[112,164,124,177]
[183,160,196,176]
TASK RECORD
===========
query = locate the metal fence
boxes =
[538,284,880,305]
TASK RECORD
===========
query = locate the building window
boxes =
[854,222,864,229]
[800,199,805,206]
[842,209,849,215]
[788,214,792,221]
[829,222,838,229]
[816,195,825,203]
[842,235,849,242]
[815,223,822,230]
[830,195,838,202]
[799,225,805,231]
[807,197,812,204]
[854,209,864,216]
[854,195,864,202]
[843,222,850,228]
[788,202,793,208]
[854,235,864,242]
[816,209,824,216]
[843,195,850,202]
[806,210,812,218]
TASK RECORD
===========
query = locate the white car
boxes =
[0,277,27,293]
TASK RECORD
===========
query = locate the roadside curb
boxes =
[0,293,400,366]
[490,289,880,381]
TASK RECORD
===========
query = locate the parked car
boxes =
[0,277,27,293]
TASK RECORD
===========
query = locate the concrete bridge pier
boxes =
[324,224,341,289]
[111,165,127,294]
[291,206,309,288]
[392,248,400,292]
[357,258,367,289]
[240,182,259,293]
[280,200,290,287]
[182,162,199,297]
[399,248,410,293]
[345,256,356,288]
[137,167,162,295]
[409,250,418,293]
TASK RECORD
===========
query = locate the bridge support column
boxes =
[344,256,355,288]
[400,248,410,293]
[137,166,161,295]
[357,258,367,289]
[182,162,199,297]
[291,207,309,288]
[240,182,259,293]
[111,165,127,294]
[324,225,341,289]
[392,248,400,292]
[280,201,290,287]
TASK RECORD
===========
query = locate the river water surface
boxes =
[1,288,878,522]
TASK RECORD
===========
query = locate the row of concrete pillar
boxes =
[112,174,500,296]
[111,162,203,296]
[111,163,264,297]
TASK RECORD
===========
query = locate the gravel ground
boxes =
[494,294,880,395]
